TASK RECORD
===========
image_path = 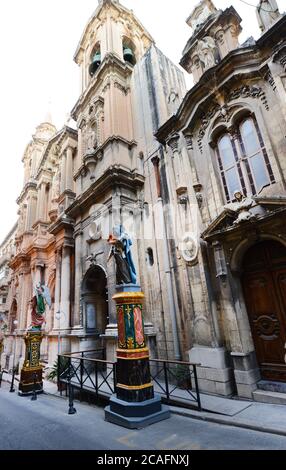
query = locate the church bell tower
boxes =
[72,0,154,180]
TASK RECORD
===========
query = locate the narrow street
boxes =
[0,382,286,451]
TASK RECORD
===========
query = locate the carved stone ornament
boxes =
[167,134,180,152]
[183,130,193,150]
[227,85,269,111]
[197,36,220,71]
[224,191,257,226]
[197,86,269,153]
[88,221,102,241]
[197,103,220,152]
[179,233,199,264]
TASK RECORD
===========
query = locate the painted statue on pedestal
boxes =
[108,225,137,285]
[29,284,51,331]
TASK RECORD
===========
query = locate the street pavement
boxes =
[1,382,286,450]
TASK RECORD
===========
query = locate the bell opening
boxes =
[89,51,101,77]
[123,45,136,66]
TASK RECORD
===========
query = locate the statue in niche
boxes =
[197,36,220,70]
[256,0,281,32]
[225,191,256,226]
[51,170,60,202]
[107,225,137,285]
[87,125,98,152]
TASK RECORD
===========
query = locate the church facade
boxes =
[2,0,286,400]
[156,0,286,398]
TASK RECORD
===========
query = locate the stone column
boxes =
[24,199,31,231]
[60,152,66,194]
[167,134,186,190]
[73,232,82,327]
[65,147,74,192]
[53,249,62,329]
[30,196,37,228]
[60,245,71,329]
[151,156,162,199]
[183,130,200,185]
[35,182,46,222]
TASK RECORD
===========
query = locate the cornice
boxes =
[155,44,273,144]
[16,180,38,205]
[67,166,145,218]
[48,215,75,237]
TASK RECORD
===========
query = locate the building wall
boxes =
[155,0,286,397]
[4,0,286,400]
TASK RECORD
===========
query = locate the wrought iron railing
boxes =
[57,351,201,411]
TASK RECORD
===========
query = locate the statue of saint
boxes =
[108,226,137,285]
[197,36,220,70]
[87,127,98,152]
[256,0,281,33]
[28,284,51,331]
[225,191,256,225]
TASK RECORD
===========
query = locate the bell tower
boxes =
[71,0,154,183]
[74,0,153,92]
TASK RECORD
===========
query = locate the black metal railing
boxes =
[58,351,201,411]
[149,359,201,410]
[58,353,116,401]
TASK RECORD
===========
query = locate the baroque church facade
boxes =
[1,0,286,400]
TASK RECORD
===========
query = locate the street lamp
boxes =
[9,319,18,393]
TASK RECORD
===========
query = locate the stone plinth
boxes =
[18,331,44,396]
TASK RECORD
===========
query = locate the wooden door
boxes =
[242,241,286,382]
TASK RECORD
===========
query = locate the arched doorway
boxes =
[81,265,108,346]
[242,240,286,382]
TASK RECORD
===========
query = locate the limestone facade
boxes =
[0,224,17,367]
[2,0,286,400]
[156,0,286,397]
[3,0,186,371]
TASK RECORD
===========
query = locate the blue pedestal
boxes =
[105,394,170,429]
[115,284,141,293]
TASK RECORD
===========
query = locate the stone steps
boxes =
[253,389,286,405]
[257,380,286,394]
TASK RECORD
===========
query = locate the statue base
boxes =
[104,285,170,428]
[18,368,43,396]
[18,331,44,396]
[105,395,170,429]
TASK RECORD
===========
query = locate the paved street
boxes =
[0,382,286,450]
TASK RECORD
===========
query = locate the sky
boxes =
[0,0,284,244]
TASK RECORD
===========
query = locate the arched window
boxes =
[146,248,154,267]
[215,116,275,202]
[216,134,244,202]
[239,118,274,194]
[89,43,101,77]
[122,37,136,66]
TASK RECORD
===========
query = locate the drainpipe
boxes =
[151,156,181,361]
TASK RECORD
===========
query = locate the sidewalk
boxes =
[2,372,286,437]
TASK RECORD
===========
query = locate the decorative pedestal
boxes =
[18,331,44,396]
[105,285,170,429]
